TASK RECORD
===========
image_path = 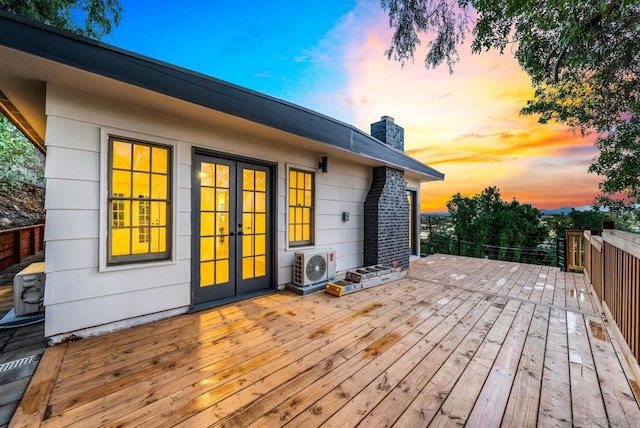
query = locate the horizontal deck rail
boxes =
[0,223,44,270]
[584,229,640,366]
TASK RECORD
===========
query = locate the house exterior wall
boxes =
[42,84,370,339]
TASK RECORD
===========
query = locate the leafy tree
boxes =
[0,115,44,191]
[381,0,640,209]
[447,187,548,262]
[0,1,122,181]
[0,0,122,39]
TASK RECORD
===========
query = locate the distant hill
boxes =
[541,205,598,215]
[423,205,596,217]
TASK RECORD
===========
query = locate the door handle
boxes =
[229,231,236,236]
[237,231,244,236]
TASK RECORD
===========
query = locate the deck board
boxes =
[11,254,640,427]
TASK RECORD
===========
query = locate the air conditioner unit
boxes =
[14,262,45,316]
[293,250,336,286]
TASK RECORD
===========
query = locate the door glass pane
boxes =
[243,213,254,234]
[216,164,229,188]
[201,213,214,236]
[216,189,229,212]
[216,239,229,259]
[243,169,254,190]
[201,188,214,211]
[243,191,254,213]
[201,237,214,261]
[200,163,214,186]
[243,235,253,257]
[201,261,214,287]
[216,260,229,283]
[255,193,266,213]
[216,213,229,236]
[255,214,266,234]
[242,257,254,279]
[255,255,266,277]
[255,171,266,191]
[255,235,265,255]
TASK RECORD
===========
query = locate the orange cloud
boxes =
[334,2,601,212]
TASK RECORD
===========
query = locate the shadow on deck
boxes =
[10,255,640,427]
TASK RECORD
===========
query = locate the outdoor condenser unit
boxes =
[293,250,337,286]
[13,262,45,316]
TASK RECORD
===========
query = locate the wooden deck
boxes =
[12,255,640,427]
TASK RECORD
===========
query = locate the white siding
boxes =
[42,84,373,338]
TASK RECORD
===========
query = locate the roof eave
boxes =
[0,11,444,179]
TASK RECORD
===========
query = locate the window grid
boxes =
[288,169,314,247]
[108,137,171,264]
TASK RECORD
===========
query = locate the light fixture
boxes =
[318,156,328,173]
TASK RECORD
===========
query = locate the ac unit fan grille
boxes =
[305,255,327,282]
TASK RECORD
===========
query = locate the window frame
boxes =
[407,189,419,256]
[287,166,315,248]
[106,135,173,266]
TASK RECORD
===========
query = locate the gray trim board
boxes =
[0,11,444,180]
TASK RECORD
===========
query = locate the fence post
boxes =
[13,229,21,264]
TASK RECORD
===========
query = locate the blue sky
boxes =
[110,0,358,118]
[106,0,600,212]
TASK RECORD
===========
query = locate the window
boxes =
[108,137,171,264]
[288,169,314,246]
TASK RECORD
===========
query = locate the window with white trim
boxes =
[108,137,171,264]
[288,168,314,247]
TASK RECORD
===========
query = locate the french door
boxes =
[192,153,272,306]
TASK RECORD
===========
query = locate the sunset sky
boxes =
[109,0,601,212]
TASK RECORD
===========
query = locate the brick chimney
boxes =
[370,115,404,152]
[364,116,410,268]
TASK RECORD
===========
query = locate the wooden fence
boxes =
[0,223,44,270]
[577,230,640,366]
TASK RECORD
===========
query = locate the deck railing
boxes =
[582,229,640,365]
[0,223,44,270]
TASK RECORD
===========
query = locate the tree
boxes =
[0,0,122,39]
[0,115,44,192]
[381,1,640,209]
[0,1,122,177]
[447,187,548,262]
